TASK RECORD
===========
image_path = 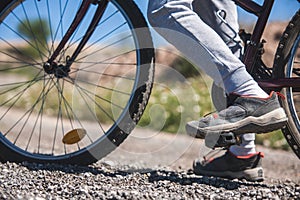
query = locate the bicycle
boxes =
[0,0,298,165]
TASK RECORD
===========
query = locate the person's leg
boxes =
[147,0,267,97]
[193,0,256,156]
[147,1,287,181]
[147,0,287,159]
[192,0,243,58]
[186,0,262,181]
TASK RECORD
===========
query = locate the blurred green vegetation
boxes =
[256,130,290,151]
[17,18,50,59]
[137,77,212,133]
[3,18,50,78]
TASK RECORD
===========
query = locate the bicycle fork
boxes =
[43,0,109,78]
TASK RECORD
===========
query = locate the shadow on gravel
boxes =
[21,162,268,190]
[145,169,269,190]
[21,162,130,178]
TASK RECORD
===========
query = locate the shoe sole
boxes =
[193,167,264,182]
[186,108,287,138]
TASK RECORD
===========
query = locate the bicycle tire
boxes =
[273,9,300,159]
[0,0,154,165]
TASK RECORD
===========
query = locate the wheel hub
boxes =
[43,61,71,78]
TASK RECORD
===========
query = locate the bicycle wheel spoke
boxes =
[0,39,42,67]
[0,76,45,97]
[46,0,55,53]
[80,22,127,55]
[63,9,120,55]
[70,78,125,111]
[20,3,46,62]
[70,49,137,77]
[52,0,69,46]
[50,78,95,146]
[33,0,51,56]
[52,0,77,63]
[75,34,133,64]
[7,78,53,143]
[0,63,41,72]
[67,76,131,96]
[70,80,107,137]
[1,20,47,61]
[67,77,122,125]
[20,78,50,151]
[72,68,135,81]
[52,79,68,154]
[25,95,48,152]
[0,72,45,120]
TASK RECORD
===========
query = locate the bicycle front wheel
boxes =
[0,0,154,164]
[273,10,300,158]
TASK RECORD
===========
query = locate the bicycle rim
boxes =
[0,0,154,164]
[273,9,300,158]
[283,33,300,152]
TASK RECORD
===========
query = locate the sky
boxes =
[135,0,299,46]
[236,0,300,23]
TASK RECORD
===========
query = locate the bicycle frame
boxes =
[234,0,300,91]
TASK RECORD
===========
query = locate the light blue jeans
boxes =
[148,0,256,153]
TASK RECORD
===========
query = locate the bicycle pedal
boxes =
[205,132,240,149]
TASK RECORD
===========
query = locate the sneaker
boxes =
[186,91,287,139]
[193,151,264,182]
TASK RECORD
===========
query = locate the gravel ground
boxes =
[0,129,299,199]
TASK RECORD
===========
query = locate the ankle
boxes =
[229,144,256,157]
[232,81,269,98]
